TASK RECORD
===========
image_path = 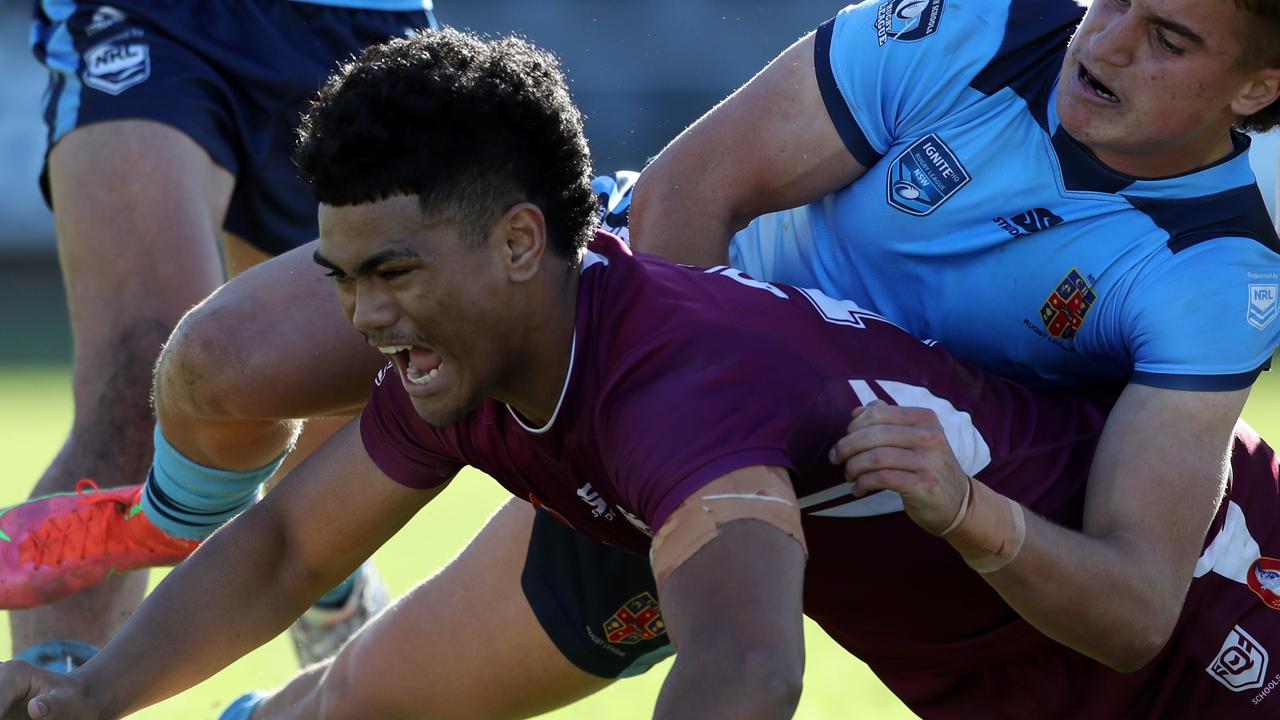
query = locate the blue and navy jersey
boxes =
[731,0,1280,389]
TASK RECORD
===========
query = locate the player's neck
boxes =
[1085,128,1237,179]
[495,268,580,429]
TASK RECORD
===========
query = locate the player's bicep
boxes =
[262,420,449,576]
[633,32,865,263]
[1083,384,1246,578]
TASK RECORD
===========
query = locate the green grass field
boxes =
[1,366,1278,719]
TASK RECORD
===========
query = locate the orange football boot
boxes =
[0,479,199,608]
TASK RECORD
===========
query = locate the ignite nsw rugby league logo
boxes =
[875,0,945,46]
[886,134,970,216]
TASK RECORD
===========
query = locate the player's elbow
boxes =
[1101,605,1179,673]
[670,643,803,717]
[739,646,805,714]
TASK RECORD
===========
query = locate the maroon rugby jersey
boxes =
[361,231,1280,718]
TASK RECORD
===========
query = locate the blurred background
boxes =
[0,2,1277,719]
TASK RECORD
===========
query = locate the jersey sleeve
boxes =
[359,364,464,489]
[596,327,819,533]
[816,1,1008,165]
[1126,240,1280,390]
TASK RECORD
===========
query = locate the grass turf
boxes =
[1,365,1278,718]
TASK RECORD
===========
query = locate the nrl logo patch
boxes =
[82,33,149,95]
[603,592,666,645]
[1248,284,1277,331]
[886,134,970,216]
[874,0,945,46]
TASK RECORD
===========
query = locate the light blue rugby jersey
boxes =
[729,0,1280,390]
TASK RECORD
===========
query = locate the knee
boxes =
[153,296,256,423]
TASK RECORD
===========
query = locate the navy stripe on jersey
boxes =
[1125,186,1280,254]
[1051,128,1135,194]
[814,18,881,168]
[969,0,1083,129]
[1131,362,1268,391]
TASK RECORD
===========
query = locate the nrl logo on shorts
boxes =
[603,592,666,645]
[82,32,149,95]
[886,134,970,216]
[874,0,945,46]
[1208,625,1270,692]
[1248,284,1277,331]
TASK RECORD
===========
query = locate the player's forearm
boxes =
[76,504,336,716]
[972,510,1184,671]
[654,651,803,720]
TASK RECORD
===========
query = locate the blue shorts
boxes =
[32,0,436,255]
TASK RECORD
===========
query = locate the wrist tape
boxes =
[940,476,1026,574]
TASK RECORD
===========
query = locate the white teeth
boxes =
[378,344,412,354]
[405,362,443,385]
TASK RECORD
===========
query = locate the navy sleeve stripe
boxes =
[813,18,881,169]
[1129,363,1268,392]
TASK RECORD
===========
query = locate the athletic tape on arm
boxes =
[650,467,807,589]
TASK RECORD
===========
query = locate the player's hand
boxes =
[0,661,99,720]
[828,401,969,535]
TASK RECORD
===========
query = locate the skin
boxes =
[632,0,1276,671]
[0,196,809,719]
[11,120,235,652]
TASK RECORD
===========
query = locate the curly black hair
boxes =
[295,28,598,262]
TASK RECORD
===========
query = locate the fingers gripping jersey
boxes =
[729,0,1280,389]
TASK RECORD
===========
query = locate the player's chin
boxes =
[408,394,472,427]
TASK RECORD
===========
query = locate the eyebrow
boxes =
[312,246,421,277]
[1148,12,1206,47]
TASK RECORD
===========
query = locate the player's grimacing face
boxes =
[316,195,509,426]
[1056,0,1263,176]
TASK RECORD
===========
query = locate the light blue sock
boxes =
[315,567,360,609]
[139,426,287,540]
[15,640,98,673]
[219,691,269,720]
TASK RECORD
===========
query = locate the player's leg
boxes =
[9,119,234,655]
[236,499,616,720]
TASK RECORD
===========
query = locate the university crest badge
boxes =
[1039,268,1096,341]
[886,134,970,216]
[604,592,666,645]
[1248,284,1277,331]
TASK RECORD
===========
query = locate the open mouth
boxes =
[378,344,444,386]
[1077,64,1119,104]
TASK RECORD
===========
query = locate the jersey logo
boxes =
[886,134,970,216]
[82,30,149,95]
[874,0,945,46]
[1249,284,1277,331]
[86,6,126,36]
[576,482,615,522]
[1207,625,1270,692]
[1038,268,1096,341]
[994,208,1064,238]
[603,592,666,645]
[1248,557,1280,611]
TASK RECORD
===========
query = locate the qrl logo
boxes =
[1208,625,1270,692]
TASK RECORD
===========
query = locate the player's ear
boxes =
[498,203,547,282]
[1231,66,1280,118]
